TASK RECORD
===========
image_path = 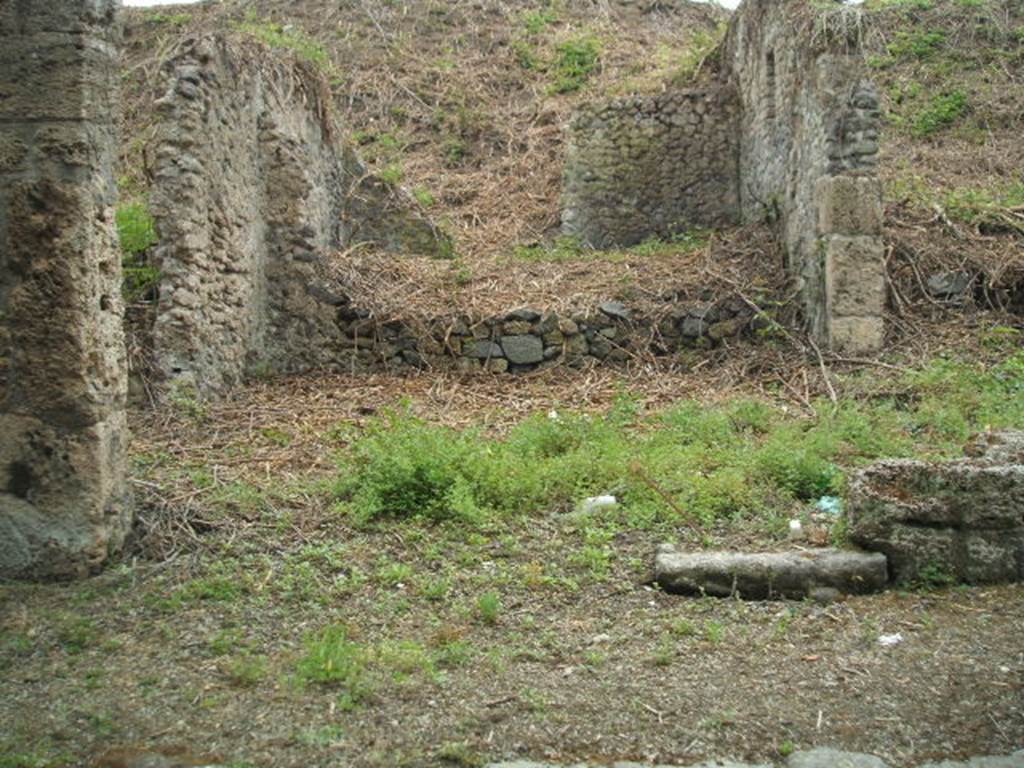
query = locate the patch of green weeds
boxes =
[512,232,708,263]
[56,617,99,654]
[378,163,404,186]
[0,630,32,670]
[704,620,726,644]
[887,29,946,59]
[377,560,414,587]
[942,181,1024,228]
[116,201,160,302]
[549,34,601,94]
[667,25,727,86]
[208,628,247,656]
[915,561,957,589]
[670,618,697,637]
[911,90,968,137]
[333,353,1024,530]
[224,653,268,686]
[297,724,346,747]
[295,625,372,707]
[476,591,501,625]
[522,9,558,35]
[167,380,208,423]
[0,740,77,768]
[412,187,436,207]
[234,13,330,69]
[420,575,451,601]
[146,11,191,26]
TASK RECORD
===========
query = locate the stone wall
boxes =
[562,90,740,248]
[277,292,760,376]
[721,0,885,353]
[0,0,130,579]
[150,35,446,394]
[563,0,886,353]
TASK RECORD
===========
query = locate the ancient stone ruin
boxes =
[0,0,131,579]
[150,35,447,393]
[562,0,886,354]
[656,431,1024,600]
[847,431,1024,585]
[0,0,954,581]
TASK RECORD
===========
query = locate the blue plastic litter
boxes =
[815,495,843,515]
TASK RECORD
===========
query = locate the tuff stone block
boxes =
[0,0,129,580]
[824,234,886,317]
[817,176,884,236]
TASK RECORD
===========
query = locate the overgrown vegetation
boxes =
[115,201,160,302]
[549,34,602,94]
[233,12,330,68]
[510,231,712,263]
[332,351,1024,529]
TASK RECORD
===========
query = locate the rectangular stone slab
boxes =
[654,547,889,600]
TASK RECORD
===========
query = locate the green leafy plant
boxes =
[116,201,160,301]
[550,34,601,94]
[476,592,501,625]
[912,90,968,137]
[295,625,371,706]
[234,14,330,68]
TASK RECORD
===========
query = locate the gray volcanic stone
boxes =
[469,340,504,359]
[655,547,888,600]
[965,430,1024,465]
[501,335,544,365]
[599,300,631,320]
[846,458,1024,584]
[788,750,889,768]
[506,308,542,322]
[918,752,1024,768]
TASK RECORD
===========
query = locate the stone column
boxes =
[0,0,130,579]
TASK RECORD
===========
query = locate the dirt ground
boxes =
[2,367,1022,768]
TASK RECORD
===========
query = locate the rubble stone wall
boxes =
[563,0,886,353]
[320,294,759,376]
[561,89,741,248]
[0,0,130,579]
[150,35,446,394]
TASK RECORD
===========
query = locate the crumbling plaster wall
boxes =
[0,0,130,579]
[723,0,885,353]
[150,35,445,394]
[562,90,741,247]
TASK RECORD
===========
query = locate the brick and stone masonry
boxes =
[0,0,131,579]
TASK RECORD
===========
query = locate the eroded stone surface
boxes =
[0,0,130,579]
[654,547,888,600]
[150,34,447,394]
[787,749,888,768]
[561,89,741,248]
[847,441,1024,584]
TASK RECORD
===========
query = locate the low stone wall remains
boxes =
[265,294,760,376]
[847,431,1024,585]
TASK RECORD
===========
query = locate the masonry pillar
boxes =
[0,0,130,579]
[816,175,886,355]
